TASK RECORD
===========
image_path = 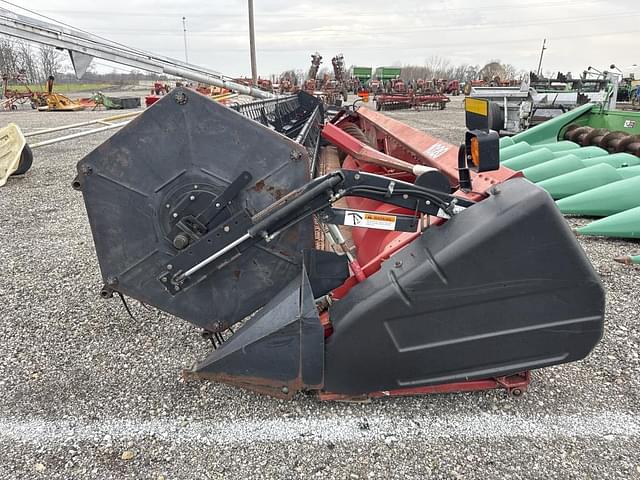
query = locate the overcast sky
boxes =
[4,0,640,78]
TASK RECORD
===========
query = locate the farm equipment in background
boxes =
[27,75,85,112]
[81,92,142,110]
[499,102,640,239]
[368,78,383,94]
[469,69,619,135]
[350,66,372,92]
[72,89,604,400]
[33,92,84,112]
[0,110,141,186]
[374,66,402,85]
[1,71,41,110]
[387,78,406,94]
[442,79,461,95]
[374,92,450,111]
[302,52,322,94]
[330,53,349,102]
[302,52,348,106]
[278,75,296,94]
[631,85,640,109]
[375,78,450,111]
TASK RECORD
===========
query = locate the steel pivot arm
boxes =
[160,170,474,292]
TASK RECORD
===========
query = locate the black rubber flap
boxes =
[189,267,324,397]
[325,177,605,395]
[75,88,313,332]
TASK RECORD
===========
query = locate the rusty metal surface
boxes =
[319,372,530,401]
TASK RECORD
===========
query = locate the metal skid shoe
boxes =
[184,266,324,399]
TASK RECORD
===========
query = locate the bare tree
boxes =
[478,60,506,82]
[15,41,40,84]
[0,39,20,76]
[38,44,61,81]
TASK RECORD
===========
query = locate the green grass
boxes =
[9,83,114,93]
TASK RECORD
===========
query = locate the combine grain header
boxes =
[500,103,640,238]
[72,89,604,399]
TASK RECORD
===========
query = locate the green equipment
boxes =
[499,103,640,239]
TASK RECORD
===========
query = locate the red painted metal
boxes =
[145,95,161,107]
[317,109,531,399]
[323,108,519,288]
[319,372,530,401]
[323,123,418,174]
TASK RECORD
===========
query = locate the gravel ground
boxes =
[1,97,639,479]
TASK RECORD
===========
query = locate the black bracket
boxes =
[320,207,420,232]
[160,210,255,295]
[167,171,253,249]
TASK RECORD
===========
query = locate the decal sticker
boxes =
[344,211,397,230]
[424,143,449,159]
[623,120,636,128]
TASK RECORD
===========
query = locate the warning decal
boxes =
[344,211,397,230]
[424,143,449,159]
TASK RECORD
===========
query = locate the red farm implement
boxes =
[71,89,604,400]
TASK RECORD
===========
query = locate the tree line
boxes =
[0,39,62,85]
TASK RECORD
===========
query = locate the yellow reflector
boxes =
[465,98,488,117]
[470,137,480,167]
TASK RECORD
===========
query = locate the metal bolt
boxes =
[394,261,403,268]
[161,277,168,283]
[173,233,190,250]
[80,164,93,175]
[425,200,431,205]
[174,92,188,105]
[106,276,118,286]
[354,173,361,180]
[215,203,221,208]
[402,193,409,199]
[165,203,171,209]
[167,264,173,271]
[174,285,180,292]
[189,195,196,201]
[281,386,289,394]
[223,225,230,232]
[193,185,199,189]
[491,186,501,195]
[172,213,178,218]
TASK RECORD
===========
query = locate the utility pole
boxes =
[536,38,547,77]
[182,16,189,64]
[248,0,257,84]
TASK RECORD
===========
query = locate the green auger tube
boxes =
[537,164,625,200]
[502,145,608,171]
[581,153,640,169]
[563,146,608,160]
[500,142,532,162]
[556,176,640,216]
[614,254,640,265]
[539,164,640,199]
[499,137,515,149]
[521,154,585,183]
[501,148,555,171]
[617,165,640,179]
[577,206,640,238]
[531,141,580,153]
